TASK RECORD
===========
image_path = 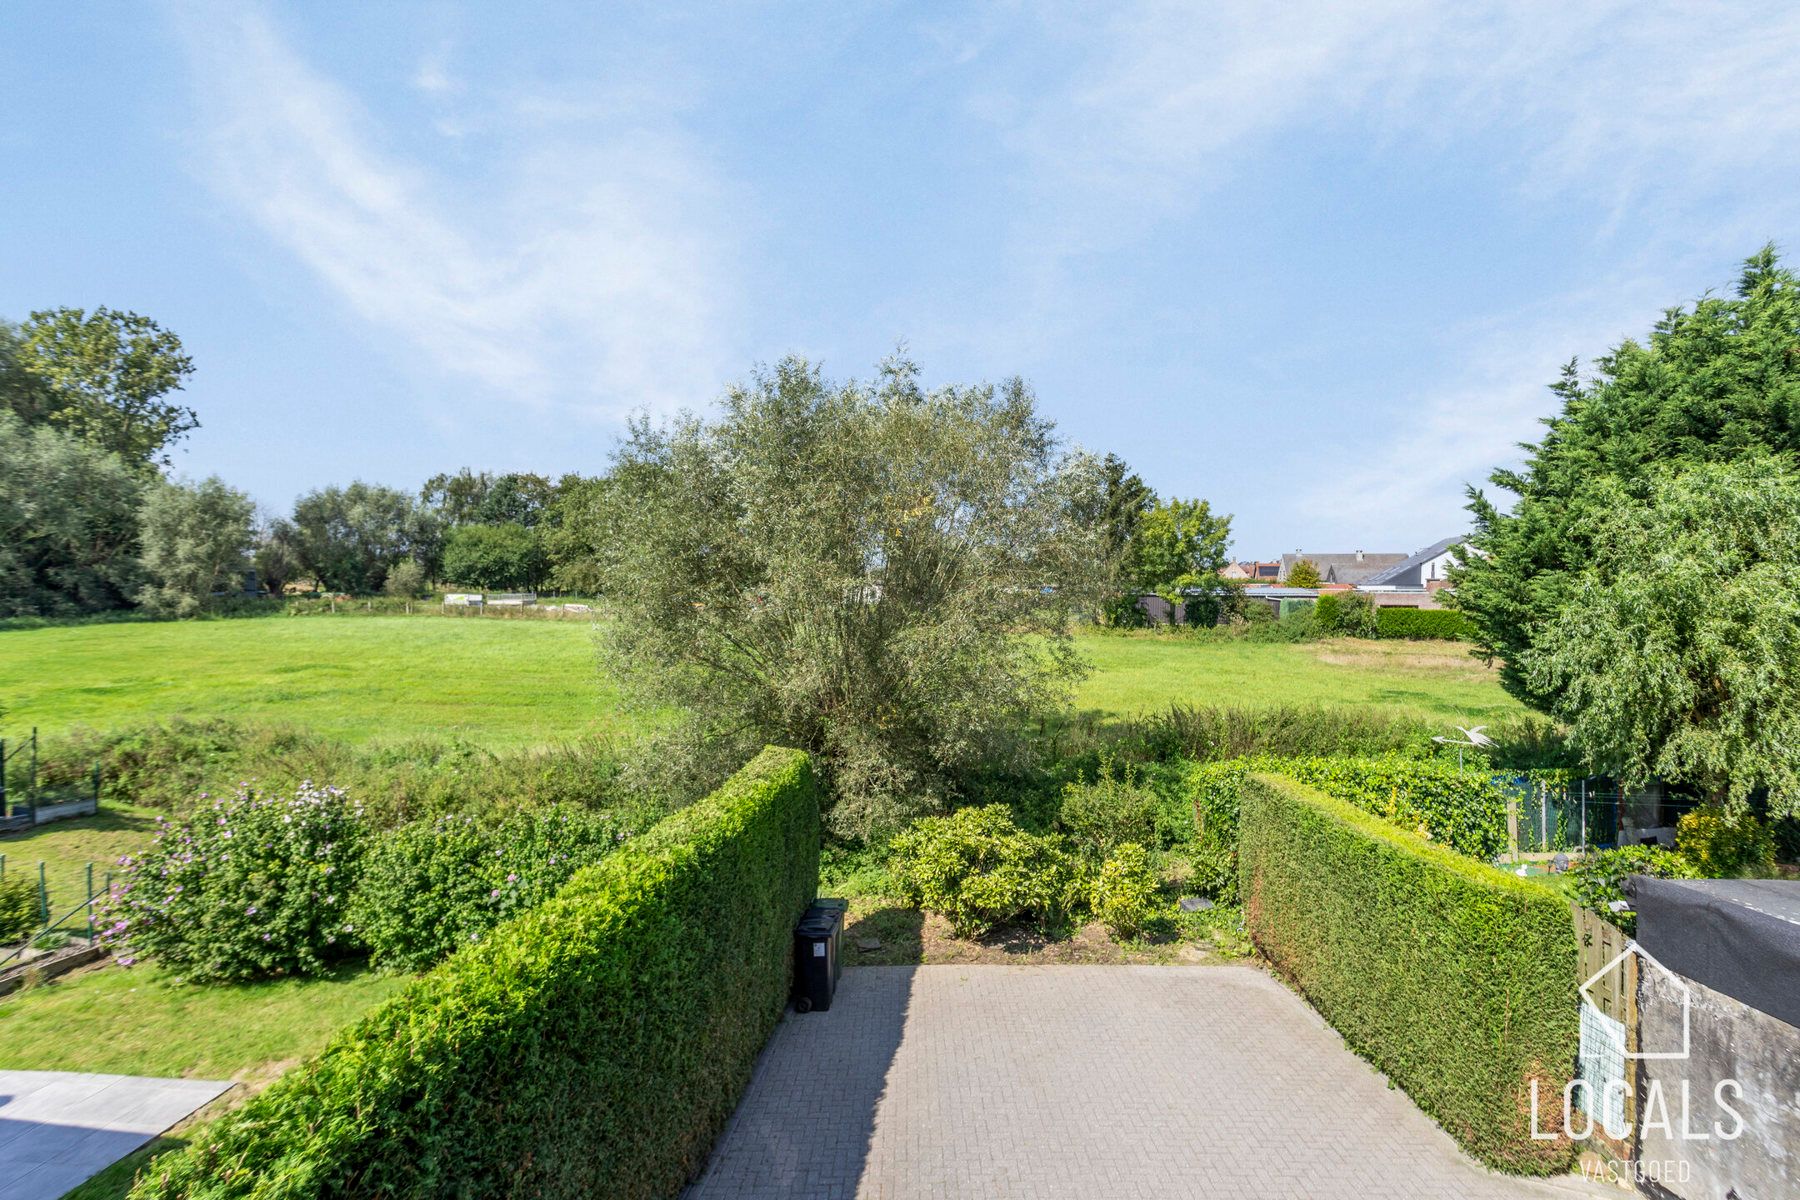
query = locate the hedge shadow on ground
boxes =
[685,967,916,1199]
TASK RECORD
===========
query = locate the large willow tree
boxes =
[1454,246,1800,813]
[597,355,1108,838]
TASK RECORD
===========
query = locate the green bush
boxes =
[105,783,367,981]
[0,874,39,943]
[1238,773,1577,1174]
[889,805,1079,938]
[1314,591,1376,637]
[1675,804,1777,878]
[349,804,632,971]
[1374,607,1474,640]
[441,522,547,591]
[1055,757,1159,854]
[1088,843,1165,938]
[1186,760,1246,902]
[1570,845,1696,935]
[130,746,821,1200]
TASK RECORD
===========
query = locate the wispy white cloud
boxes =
[169,2,736,420]
[1292,280,1671,546]
[957,1,1800,541]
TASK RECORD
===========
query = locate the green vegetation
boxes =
[1520,460,1800,813]
[596,355,1107,839]
[1071,632,1521,726]
[1237,772,1577,1174]
[0,617,635,747]
[0,962,408,1080]
[1456,247,1800,814]
[350,804,631,970]
[130,747,821,1200]
[1675,802,1778,878]
[105,783,368,981]
[890,805,1084,938]
[1373,607,1473,641]
[0,802,158,930]
[1568,846,1695,935]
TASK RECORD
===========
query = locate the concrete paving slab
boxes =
[687,965,1609,1200]
[0,1071,231,1200]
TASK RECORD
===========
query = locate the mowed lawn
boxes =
[0,615,638,748]
[0,616,1526,752]
[1071,631,1525,726]
[0,961,409,1081]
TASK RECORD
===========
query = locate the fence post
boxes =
[38,862,48,926]
[86,863,95,939]
[1,736,7,816]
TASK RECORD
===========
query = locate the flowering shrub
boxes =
[349,804,634,970]
[103,783,366,981]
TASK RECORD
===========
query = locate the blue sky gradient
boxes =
[6,3,1800,556]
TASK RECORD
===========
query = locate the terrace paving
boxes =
[0,1070,230,1200]
[687,965,1608,1200]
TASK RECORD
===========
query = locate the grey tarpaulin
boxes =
[1625,877,1800,1028]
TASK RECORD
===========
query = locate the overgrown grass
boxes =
[0,961,409,1080]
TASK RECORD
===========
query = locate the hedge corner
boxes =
[1238,771,1578,1174]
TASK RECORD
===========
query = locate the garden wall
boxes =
[131,746,821,1200]
[1238,772,1578,1174]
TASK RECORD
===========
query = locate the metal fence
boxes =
[0,728,100,831]
[1493,775,1701,856]
[0,855,115,968]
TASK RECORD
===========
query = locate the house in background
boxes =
[1220,560,1281,582]
[1353,536,1466,609]
[1279,550,1406,585]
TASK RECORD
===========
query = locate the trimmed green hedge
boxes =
[1188,754,1509,863]
[1375,606,1474,640]
[131,747,821,1200]
[1239,773,1577,1174]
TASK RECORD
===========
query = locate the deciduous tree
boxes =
[0,412,144,615]
[599,354,1108,837]
[137,476,257,617]
[16,307,198,470]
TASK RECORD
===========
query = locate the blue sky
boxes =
[6,3,1800,557]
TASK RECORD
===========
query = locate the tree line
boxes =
[0,309,630,615]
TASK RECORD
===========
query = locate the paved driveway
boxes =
[0,1071,231,1200]
[688,965,1605,1200]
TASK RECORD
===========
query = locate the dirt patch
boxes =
[842,896,1247,968]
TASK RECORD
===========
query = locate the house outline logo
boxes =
[1580,940,1691,1061]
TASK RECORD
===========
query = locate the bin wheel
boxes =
[795,996,813,1013]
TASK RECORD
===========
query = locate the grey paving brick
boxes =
[687,965,1608,1200]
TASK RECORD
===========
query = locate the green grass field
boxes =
[1072,631,1524,727]
[0,615,639,749]
[0,614,1522,751]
